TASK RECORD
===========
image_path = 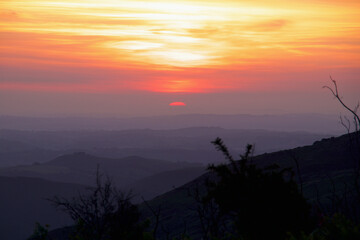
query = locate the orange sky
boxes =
[0,0,359,116]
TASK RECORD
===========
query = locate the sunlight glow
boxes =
[109,41,163,50]
[149,50,210,66]
[1,0,359,93]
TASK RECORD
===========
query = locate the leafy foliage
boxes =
[204,138,314,240]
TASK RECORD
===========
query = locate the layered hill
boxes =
[0,114,342,133]
[2,132,358,240]
[0,153,200,190]
[0,127,330,167]
[0,155,203,240]
[129,167,206,200]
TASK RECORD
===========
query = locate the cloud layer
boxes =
[0,0,359,115]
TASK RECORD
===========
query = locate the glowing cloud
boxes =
[0,0,359,94]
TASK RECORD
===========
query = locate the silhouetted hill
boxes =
[0,158,204,239]
[0,152,200,188]
[129,167,206,200]
[0,138,35,152]
[0,176,86,240]
[0,127,330,167]
[0,138,63,167]
[0,114,342,133]
[139,132,360,239]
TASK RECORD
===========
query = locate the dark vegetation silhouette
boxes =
[280,77,360,240]
[206,139,313,240]
[28,78,360,240]
[187,139,314,240]
[46,169,151,240]
[321,78,360,221]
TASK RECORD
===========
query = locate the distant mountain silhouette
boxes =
[0,127,330,167]
[129,167,206,201]
[0,113,343,133]
[0,152,200,188]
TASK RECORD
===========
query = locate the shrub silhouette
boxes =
[204,138,314,240]
[48,171,149,240]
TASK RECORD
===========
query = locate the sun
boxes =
[169,102,186,106]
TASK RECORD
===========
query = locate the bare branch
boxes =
[340,115,351,134]
[47,170,142,239]
[324,76,360,131]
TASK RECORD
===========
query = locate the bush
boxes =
[204,138,314,240]
[48,171,150,240]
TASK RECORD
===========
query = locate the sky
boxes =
[0,0,359,117]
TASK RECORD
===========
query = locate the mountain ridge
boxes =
[139,132,360,239]
[0,114,343,133]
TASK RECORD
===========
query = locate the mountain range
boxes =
[0,127,330,167]
[0,114,343,133]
